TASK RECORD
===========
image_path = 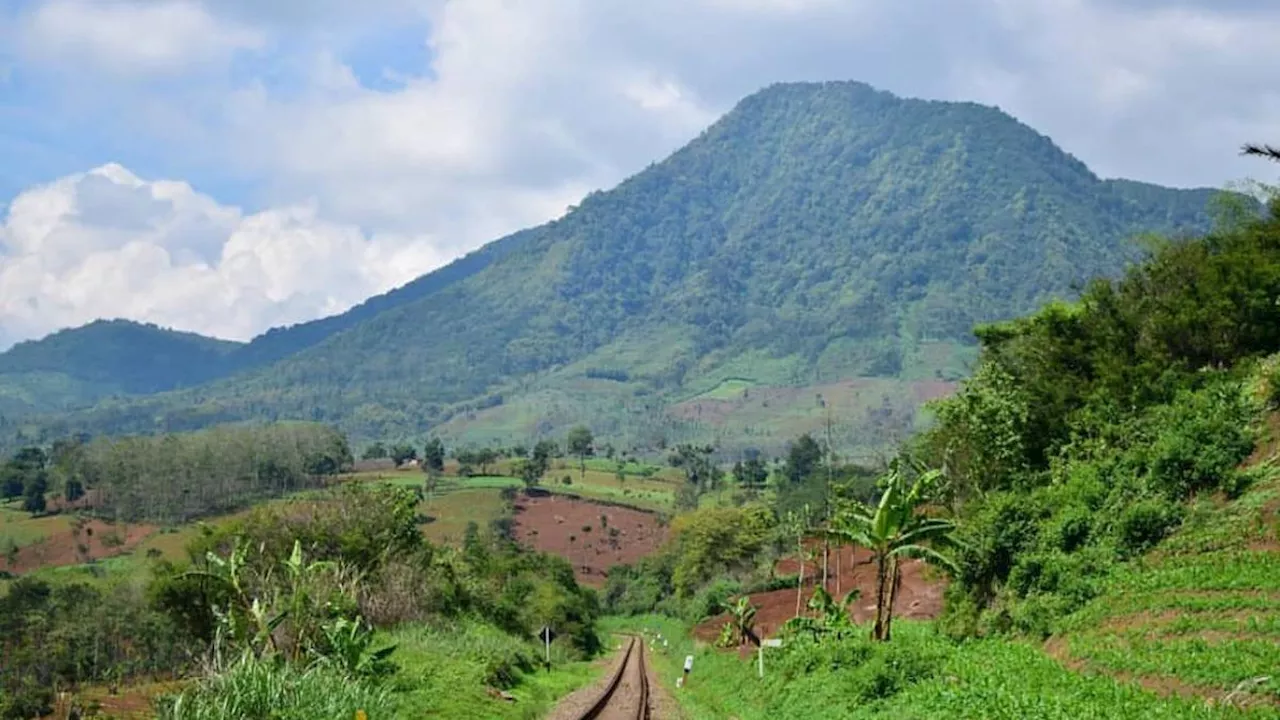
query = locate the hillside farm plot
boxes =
[1,504,72,549]
[357,464,680,512]
[1048,473,1280,706]
[512,494,668,586]
[4,517,156,574]
[419,488,511,545]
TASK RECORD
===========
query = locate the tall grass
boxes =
[156,658,393,720]
[385,620,602,718]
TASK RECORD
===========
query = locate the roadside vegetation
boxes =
[0,479,601,718]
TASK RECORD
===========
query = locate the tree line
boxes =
[2,423,352,524]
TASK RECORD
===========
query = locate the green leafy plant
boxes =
[831,459,960,641]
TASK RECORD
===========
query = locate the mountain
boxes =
[6,81,1229,455]
[227,228,533,369]
[0,320,241,416]
[0,231,532,418]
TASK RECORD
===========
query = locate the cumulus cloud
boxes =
[3,0,1280,347]
[16,0,264,75]
[0,165,448,347]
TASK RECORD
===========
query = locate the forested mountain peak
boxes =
[6,80,1227,453]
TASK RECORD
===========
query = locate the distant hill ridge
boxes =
[0,80,1229,455]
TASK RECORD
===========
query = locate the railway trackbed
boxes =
[573,634,651,720]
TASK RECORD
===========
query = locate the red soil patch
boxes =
[7,518,157,574]
[694,544,947,644]
[511,493,667,587]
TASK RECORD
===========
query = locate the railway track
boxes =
[574,634,651,720]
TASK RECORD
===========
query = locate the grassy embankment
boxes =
[602,462,1280,719]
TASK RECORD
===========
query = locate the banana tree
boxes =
[830,459,960,641]
[731,596,759,647]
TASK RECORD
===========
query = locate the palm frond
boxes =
[1243,143,1280,162]
[889,543,959,574]
[895,520,958,548]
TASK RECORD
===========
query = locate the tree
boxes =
[361,442,388,461]
[475,447,497,476]
[567,426,594,481]
[734,456,769,494]
[729,597,759,647]
[518,440,555,491]
[784,434,823,485]
[423,437,445,473]
[11,447,48,472]
[829,459,960,641]
[64,478,85,504]
[389,444,417,467]
[669,444,721,494]
[22,471,48,516]
[1,466,23,502]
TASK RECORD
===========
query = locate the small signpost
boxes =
[539,626,556,668]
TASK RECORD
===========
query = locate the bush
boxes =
[684,578,743,623]
[1119,380,1256,501]
[770,630,946,705]
[1116,498,1184,557]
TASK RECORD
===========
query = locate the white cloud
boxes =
[18,0,264,75]
[4,0,1280,348]
[0,165,448,347]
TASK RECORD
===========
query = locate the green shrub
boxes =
[1116,498,1183,557]
[1,678,53,720]
[684,577,743,622]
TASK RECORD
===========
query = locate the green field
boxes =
[352,461,680,514]
[0,504,71,550]
[420,488,511,545]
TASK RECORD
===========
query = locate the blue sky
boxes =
[0,0,1277,348]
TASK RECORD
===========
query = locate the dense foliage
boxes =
[5,81,1223,456]
[605,438,879,622]
[919,197,1280,637]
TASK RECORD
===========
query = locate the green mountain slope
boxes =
[13,81,1226,453]
[228,227,532,369]
[0,320,241,415]
[0,231,532,418]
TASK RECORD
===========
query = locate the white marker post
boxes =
[759,638,782,679]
